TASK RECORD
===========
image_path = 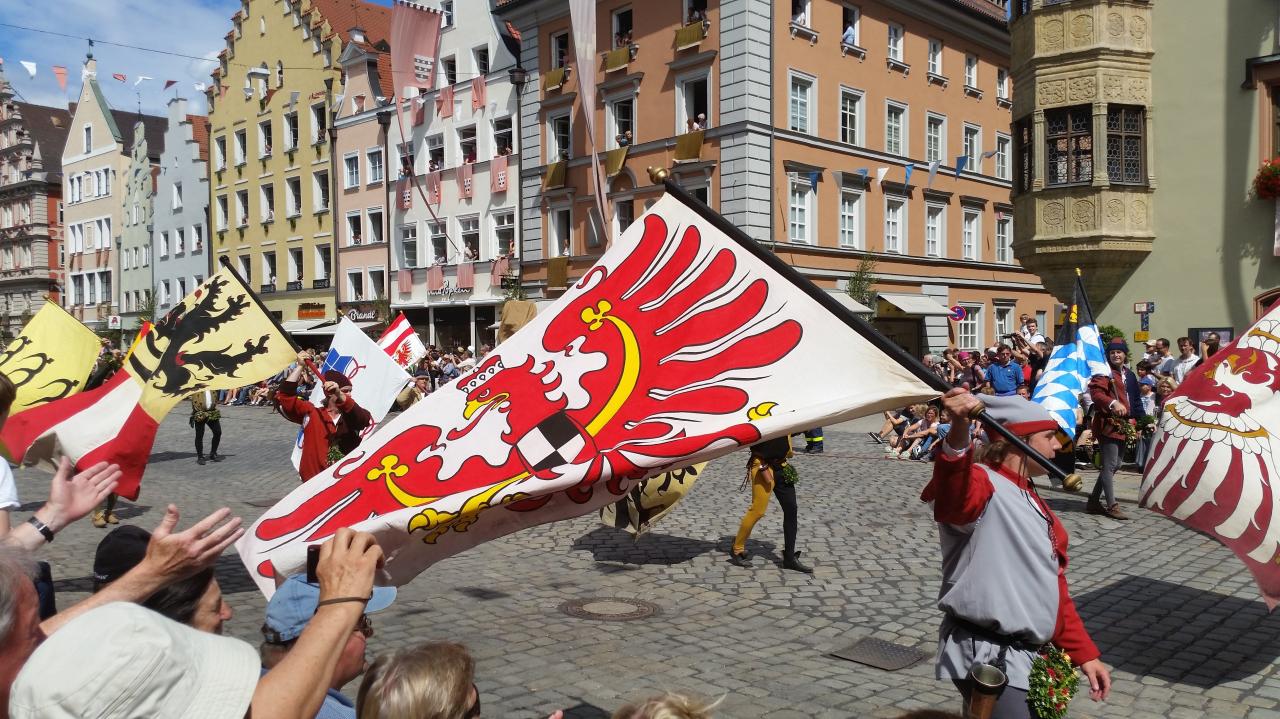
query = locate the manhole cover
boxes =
[558,597,660,622]
[829,636,927,671]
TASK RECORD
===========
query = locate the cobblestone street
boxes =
[15,407,1280,718]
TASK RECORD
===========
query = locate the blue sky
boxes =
[0,0,391,117]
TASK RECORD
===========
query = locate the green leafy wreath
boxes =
[1027,646,1079,719]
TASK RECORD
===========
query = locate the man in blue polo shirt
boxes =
[987,345,1024,397]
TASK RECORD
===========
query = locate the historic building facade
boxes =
[206,0,390,330]
[332,29,392,333]
[390,0,521,352]
[119,121,156,329]
[497,0,1054,356]
[1014,1,1280,339]
[62,55,165,331]
[0,62,70,338]
[152,98,211,321]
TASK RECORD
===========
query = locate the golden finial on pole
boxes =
[647,166,670,184]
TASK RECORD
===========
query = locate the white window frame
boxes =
[884,195,906,254]
[494,210,516,257]
[546,110,571,161]
[309,103,326,145]
[925,113,946,164]
[400,222,419,268]
[605,92,636,150]
[925,203,945,258]
[885,100,908,156]
[995,305,1014,338]
[283,112,299,151]
[675,67,713,135]
[345,211,363,246]
[958,304,982,350]
[787,71,815,135]
[787,178,814,244]
[995,215,1013,264]
[346,269,365,301]
[367,266,386,300]
[997,67,1009,100]
[458,214,481,262]
[367,207,384,244]
[216,195,228,231]
[962,208,981,261]
[214,136,227,171]
[312,171,329,212]
[887,23,904,62]
[343,152,360,189]
[366,147,384,185]
[315,245,331,280]
[550,206,572,258]
[995,133,1011,180]
[965,54,978,88]
[838,87,863,145]
[234,129,247,166]
[841,5,861,46]
[259,183,275,222]
[928,38,943,76]
[258,120,272,158]
[285,176,302,217]
[838,187,863,249]
[963,124,982,168]
[428,221,449,265]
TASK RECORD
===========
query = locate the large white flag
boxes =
[240,192,937,596]
[290,318,410,470]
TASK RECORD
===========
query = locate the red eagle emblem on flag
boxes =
[248,213,803,579]
[1142,318,1280,607]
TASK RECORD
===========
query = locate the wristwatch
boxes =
[26,516,54,543]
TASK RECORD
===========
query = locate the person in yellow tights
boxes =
[730,435,812,573]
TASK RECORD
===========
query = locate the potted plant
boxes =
[1254,157,1280,200]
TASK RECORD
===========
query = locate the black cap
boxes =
[92,525,151,590]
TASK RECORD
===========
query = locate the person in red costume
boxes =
[276,351,373,481]
[922,387,1111,718]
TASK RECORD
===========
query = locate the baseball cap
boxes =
[92,525,152,590]
[10,602,259,719]
[262,574,397,643]
[1139,375,1157,387]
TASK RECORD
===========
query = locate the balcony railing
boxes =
[675,20,709,51]
[543,66,572,92]
[312,278,330,290]
[260,283,276,294]
[286,280,303,291]
[543,160,567,189]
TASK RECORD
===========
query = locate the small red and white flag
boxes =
[163,80,177,91]
[457,162,474,199]
[397,176,412,210]
[435,84,454,119]
[471,75,487,111]
[491,154,508,194]
[112,73,127,83]
[425,171,441,204]
[377,312,427,369]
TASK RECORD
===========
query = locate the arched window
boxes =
[276,61,285,89]
[1255,288,1280,320]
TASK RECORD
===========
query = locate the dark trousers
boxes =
[1091,435,1125,507]
[195,419,222,458]
[773,480,799,556]
[804,428,823,446]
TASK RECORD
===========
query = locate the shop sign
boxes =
[346,307,378,322]
[427,281,472,297]
[298,302,328,320]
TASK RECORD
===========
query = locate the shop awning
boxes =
[876,293,953,316]
[291,320,380,336]
[280,320,324,333]
[825,290,872,315]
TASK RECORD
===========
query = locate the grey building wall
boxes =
[120,121,154,328]
[718,0,773,244]
[152,98,210,319]
[515,21,544,268]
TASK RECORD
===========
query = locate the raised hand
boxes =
[140,504,245,583]
[43,458,121,531]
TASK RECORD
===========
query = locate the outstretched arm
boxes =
[4,459,121,551]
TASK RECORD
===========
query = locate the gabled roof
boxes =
[186,114,210,164]
[14,102,73,175]
[309,0,391,45]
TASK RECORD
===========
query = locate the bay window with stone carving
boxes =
[1045,105,1092,186]
[1106,105,1146,185]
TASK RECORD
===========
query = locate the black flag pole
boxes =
[656,174,1080,488]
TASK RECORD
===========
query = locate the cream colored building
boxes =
[206,0,389,330]
[62,55,164,331]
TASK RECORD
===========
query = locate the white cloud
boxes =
[0,0,236,115]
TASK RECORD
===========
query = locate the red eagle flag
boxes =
[1141,310,1280,608]
[237,191,936,596]
[2,268,295,499]
[377,312,427,369]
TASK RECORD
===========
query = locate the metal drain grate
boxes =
[558,597,660,622]
[829,636,927,671]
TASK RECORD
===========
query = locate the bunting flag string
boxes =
[927,160,940,188]
[954,155,968,177]
[903,163,915,186]
[51,65,67,92]
[875,167,889,185]
[19,61,36,79]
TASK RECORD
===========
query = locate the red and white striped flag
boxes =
[397,176,412,210]
[425,171,441,204]
[455,261,474,289]
[435,84,454,119]
[376,312,426,369]
[471,76,487,111]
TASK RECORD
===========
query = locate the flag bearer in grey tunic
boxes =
[922,389,1111,718]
